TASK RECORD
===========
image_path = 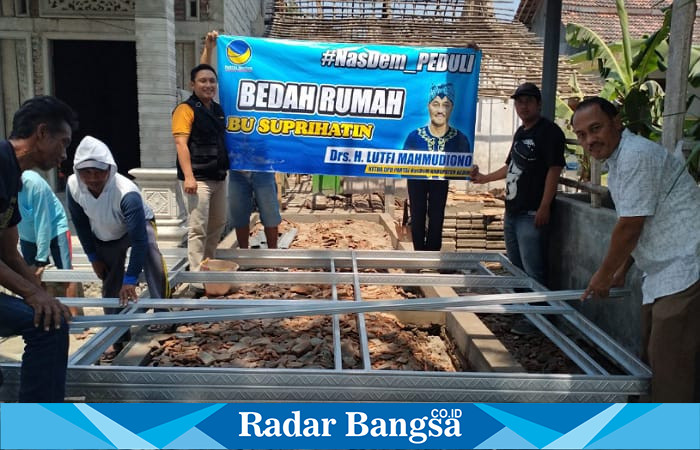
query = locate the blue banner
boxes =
[217,36,481,179]
[2,403,699,449]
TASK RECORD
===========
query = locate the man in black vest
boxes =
[200,31,282,250]
[172,63,230,294]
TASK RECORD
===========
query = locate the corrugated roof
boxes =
[266,0,602,99]
[516,0,700,42]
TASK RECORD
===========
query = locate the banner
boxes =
[217,36,481,179]
[2,403,699,449]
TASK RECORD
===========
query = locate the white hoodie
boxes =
[67,136,153,242]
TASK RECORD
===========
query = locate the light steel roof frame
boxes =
[0,249,650,402]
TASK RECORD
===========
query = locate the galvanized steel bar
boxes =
[173,270,532,288]
[62,298,335,308]
[330,258,343,371]
[495,254,650,376]
[68,325,130,366]
[139,256,188,299]
[211,248,500,270]
[559,312,652,377]
[71,290,628,328]
[351,251,372,371]
[483,255,608,375]
[61,249,498,273]
[68,304,141,366]
[526,314,608,375]
[61,298,575,314]
[278,228,298,249]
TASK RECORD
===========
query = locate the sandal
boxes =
[101,343,124,362]
[147,323,177,333]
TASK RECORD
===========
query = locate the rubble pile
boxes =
[149,313,457,371]
[147,219,459,372]
[280,218,392,250]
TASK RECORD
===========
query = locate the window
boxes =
[187,0,199,20]
[15,0,29,16]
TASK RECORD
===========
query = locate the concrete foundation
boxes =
[549,194,644,355]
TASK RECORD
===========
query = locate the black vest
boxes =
[176,94,229,181]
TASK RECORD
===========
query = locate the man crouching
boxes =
[67,136,170,349]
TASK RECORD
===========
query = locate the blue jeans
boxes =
[228,170,281,228]
[504,211,548,286]
[0,294,69,402]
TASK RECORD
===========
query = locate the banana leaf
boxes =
[630,6,671,81]
[566,22,632,86]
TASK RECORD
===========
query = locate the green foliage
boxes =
[563,0,700,182]
[690,54,700,87]
[555,81,590,181]
[566,24,631,88]
[623,80,665,140]
[565,1,671,139]
[683,119,700,182]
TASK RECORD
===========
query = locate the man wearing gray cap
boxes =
[472,83,565,332]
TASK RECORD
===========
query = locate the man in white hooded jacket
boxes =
[66,136,169,341]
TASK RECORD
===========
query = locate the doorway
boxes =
[53,40,140,189]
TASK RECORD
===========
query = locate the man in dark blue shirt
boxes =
[0,96,77,401]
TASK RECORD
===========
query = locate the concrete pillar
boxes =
[136,0,177,168]
[661,0,696,154]
[134,1,186,246]
[0,39,19,136]
[128,168,187,246]
[540,0,562,120]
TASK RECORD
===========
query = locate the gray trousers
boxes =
[95,221,169,318]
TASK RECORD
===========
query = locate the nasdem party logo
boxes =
[227,40,252,65]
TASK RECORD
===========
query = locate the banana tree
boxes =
[565,0,671,140]
[555,74,589,181]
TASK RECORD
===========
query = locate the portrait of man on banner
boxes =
[402,82,471,155]
[403,82,472,251]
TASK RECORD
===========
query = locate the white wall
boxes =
[464,97,520,192]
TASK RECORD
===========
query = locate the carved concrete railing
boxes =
[39,0,134,18]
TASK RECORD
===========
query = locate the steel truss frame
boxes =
[0,249,650,402]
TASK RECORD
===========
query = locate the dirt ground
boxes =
[149,313,460,371]
[87,192,590,375]
[144,218,460,372]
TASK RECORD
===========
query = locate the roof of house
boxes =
[266,1,602,98]
[516,0,700,43]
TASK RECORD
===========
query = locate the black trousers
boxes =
[407,179,449,251]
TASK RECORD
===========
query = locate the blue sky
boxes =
[504,0,520,20]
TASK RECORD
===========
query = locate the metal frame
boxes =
[0,249,650,402]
